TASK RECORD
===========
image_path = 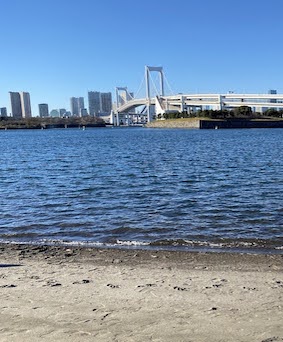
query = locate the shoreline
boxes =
[1,239,282,256]
[1,241,283,265]
[0,243,282,341]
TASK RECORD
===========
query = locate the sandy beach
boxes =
[0,243,282,342]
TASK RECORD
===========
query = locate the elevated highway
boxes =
[117,93,283,114]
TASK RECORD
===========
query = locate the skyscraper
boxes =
[10,91,32,118]
[70,97,79,116]
[39,103,49,117]
[88,91,113,116]
[20,92,32,118]
[78,97,84,113]
[100,92,112,113]
[88,91,101,116]
[70,97,85,116]
[9,92,22,118]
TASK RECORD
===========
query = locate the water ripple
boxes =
[0,128,282,252]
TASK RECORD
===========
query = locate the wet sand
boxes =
[0,243,282,342]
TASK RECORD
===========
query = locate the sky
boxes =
[0,0,283,116]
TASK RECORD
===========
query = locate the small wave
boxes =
[149,238,283,251]
[115,240,150,247]
[39,239,106,247]
[0,236,282,254]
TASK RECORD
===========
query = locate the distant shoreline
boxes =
[0,117,106,130]
[2,117,283,130]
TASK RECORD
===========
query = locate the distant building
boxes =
[80,108,88,117]
[9,92,22,118]
[70,97,79,116]
[0,107,7,117]
[268,89,277,104]
[20,92,32,118]
[59,108,67,117]
[258,90,278,113]
[70,97,85,116]
[9,91,32,118]
[50,109,59,117]
[78,97,84,113]
[88,91,101,116]
[88,91,113,116]
[100,92,112,113]
[38,103,49,117]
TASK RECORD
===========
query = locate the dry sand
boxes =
[0,243,282,342]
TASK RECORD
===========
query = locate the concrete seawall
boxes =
[146,119,201,129]
[147,118,283,129]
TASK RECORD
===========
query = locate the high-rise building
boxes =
[100,92,112,113]
[70,97,79,116]
[9,92,22,118]
[70,97,85,116]
[38,103,49,117]
[78,97,84,113]
[88,91,112,116]
[0,107,7,117]
[10,91,32,118]
[20,92,32,118]
[88,91,101,116]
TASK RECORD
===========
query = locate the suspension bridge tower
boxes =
[145,66,164,122]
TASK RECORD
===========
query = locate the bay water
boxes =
[0,127,282,253]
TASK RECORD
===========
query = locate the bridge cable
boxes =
[133,74,146,99]
[163,72,175,95]
[126,90,135,100]
[148,72,161,97]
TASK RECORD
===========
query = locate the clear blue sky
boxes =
[1,0,282,116]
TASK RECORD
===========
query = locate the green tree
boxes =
[264,108,281,118]
[233,106,253,117]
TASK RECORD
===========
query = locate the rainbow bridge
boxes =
[111,66,283,125]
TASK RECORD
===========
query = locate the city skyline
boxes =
[1,0,283,115]
[1,88,114,117]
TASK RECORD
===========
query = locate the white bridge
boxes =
[111,66,283,125]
